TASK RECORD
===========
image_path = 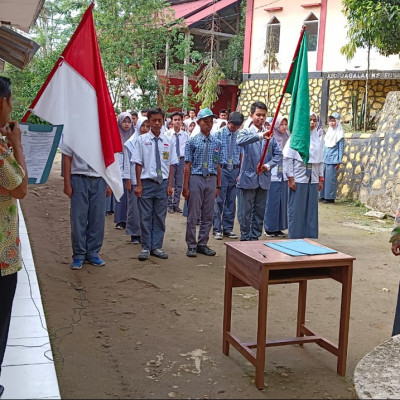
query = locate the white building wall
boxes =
[249,0,400,75]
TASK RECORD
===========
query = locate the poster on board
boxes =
[20,123,63,184]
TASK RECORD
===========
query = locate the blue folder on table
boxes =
[264,240,337,256]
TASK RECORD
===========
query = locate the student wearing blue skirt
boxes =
[264,116,290,237]
[283,111,324,239]
[320,112,344,204]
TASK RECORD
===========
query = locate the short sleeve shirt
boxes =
[131,131,179,180]
[0,136,25,276]
[184,133,222,175]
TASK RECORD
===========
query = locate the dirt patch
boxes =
[20,152,398,399]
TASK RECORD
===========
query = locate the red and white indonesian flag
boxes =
[22,3,123,200]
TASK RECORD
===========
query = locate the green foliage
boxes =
[160,83,196,113]
[341,0,400,59]
[168,32,202,78]
[3,51,61,121]
[3,0,197,115]
[163,32,202,110]
[93,0,180,109]
[350,90,378,131]
[4,0,244,115]
[196,59,225,109]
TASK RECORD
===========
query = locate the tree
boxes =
[3,0,200,115]
[161,32,202,111]
[196,9,225,109]
[341,0,400,131]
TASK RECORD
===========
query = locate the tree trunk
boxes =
[364,43,370,132]
[182,29,190,114]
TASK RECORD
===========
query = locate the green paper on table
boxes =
[264,240,337,256]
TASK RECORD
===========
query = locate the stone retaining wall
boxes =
[338,91,400,215]
[238,78,323,117]
[328,79,400,122]
[238,77,400,124]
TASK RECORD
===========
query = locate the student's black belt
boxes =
[221,164,240,169]
[72,174,100,179]
[142,178,167,184]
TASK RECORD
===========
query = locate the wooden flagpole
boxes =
[257,25,306,172]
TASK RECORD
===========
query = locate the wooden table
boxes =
[223,239,355,389]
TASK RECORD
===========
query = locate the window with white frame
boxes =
[304,12,319,52]
[266,16,280,54]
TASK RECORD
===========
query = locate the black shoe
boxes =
[197,245,216,256]
[168,207,174,213]
[174,207,183,213]
[319,198,325,203]
[130,236,141,244]
[187,248,197,257]
[223,231,238,239]
[276,230,286,237]
[265,231,277,237]
[0,385,4,398]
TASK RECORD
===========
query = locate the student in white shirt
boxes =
[166,111,189,213]
[132,107,178,261]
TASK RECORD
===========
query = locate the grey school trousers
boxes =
[70,175,107,260]
[186,174,217,249]
[168,157,185,210]
[138,179,168,251]
[213,167,239,234]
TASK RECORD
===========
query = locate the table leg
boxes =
[297,281,307,344]
[255,274,269,389]
[337,264,353,376]
[223,268,233,355]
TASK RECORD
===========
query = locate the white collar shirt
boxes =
[166,128,189,157]
[131,131,179,180]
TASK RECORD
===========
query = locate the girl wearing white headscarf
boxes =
[184,119,198,138]
[320,113,344,203]
[114,112,135,230]
[264,116,290,237]
[282,111,324,239]
[212,118,227,134]
[123,118,150,243]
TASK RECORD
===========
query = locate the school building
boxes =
[239,0,400,126]
[159,0,242,113]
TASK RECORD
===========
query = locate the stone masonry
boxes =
[338,91,400,215]
[239,77,400,123]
